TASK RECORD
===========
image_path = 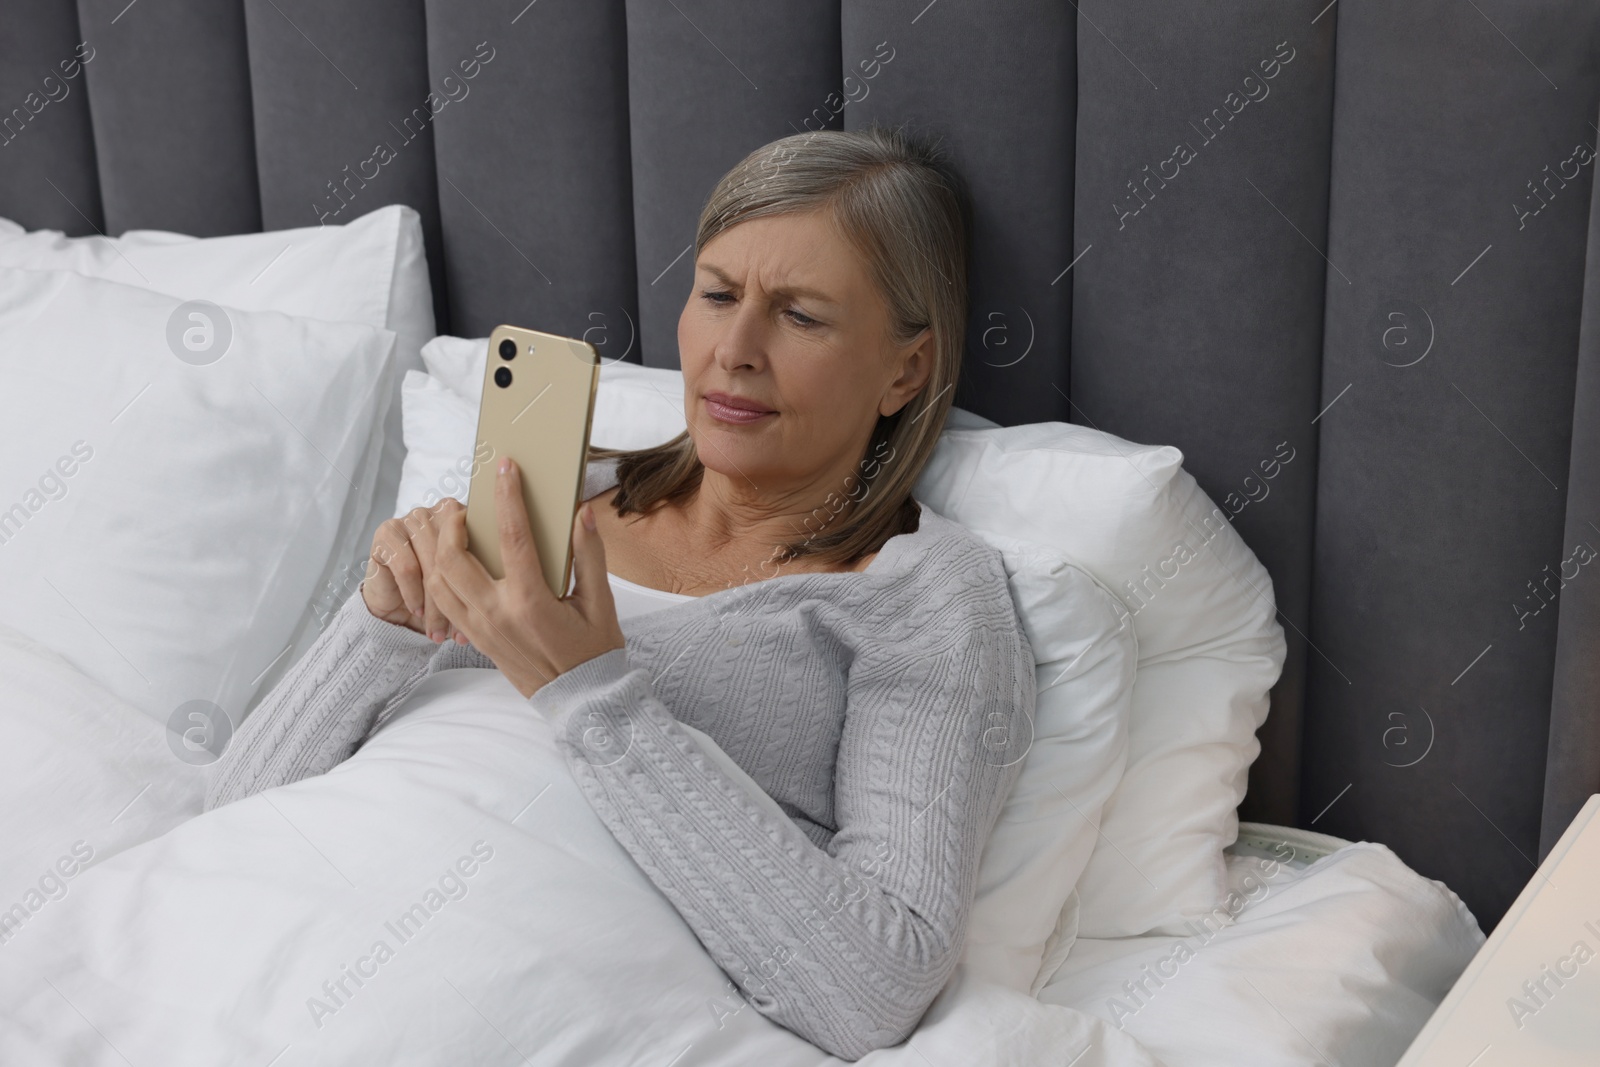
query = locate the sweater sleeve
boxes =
[529,550,1036,1060]
[203,586,493,810]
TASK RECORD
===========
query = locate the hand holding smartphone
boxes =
[464,325,600,598]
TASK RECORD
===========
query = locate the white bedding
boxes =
[0,619,204,917]
[0,655,1154,1067]
[0,624,1475,1066]
[1038,847,1485,1066]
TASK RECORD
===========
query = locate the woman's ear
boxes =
[880,327,936,418]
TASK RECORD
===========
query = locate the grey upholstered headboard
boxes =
[5,0,1599,931]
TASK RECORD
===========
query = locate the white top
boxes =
[587,457,697,632]
[606,571,696,632]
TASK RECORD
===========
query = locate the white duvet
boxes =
[0,652,1155,1066]
[0,625,1479,1066]
[1039,847,1484,1066]
[0,620,205,920]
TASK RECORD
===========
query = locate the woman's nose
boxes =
[711,303,768,371]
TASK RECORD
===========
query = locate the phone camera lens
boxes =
[498,338,517,360]
[494,367,513,388]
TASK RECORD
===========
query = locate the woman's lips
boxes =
[705,397,775,424]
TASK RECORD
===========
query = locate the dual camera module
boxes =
[494,337,520,388]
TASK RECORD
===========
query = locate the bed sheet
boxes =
[1037,844,1485,1066]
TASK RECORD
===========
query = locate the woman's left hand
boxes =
[427,456,626,698]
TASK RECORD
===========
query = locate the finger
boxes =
[408,500,460,615]
[403,508,453,640]
[405,505,442,560]
[425,566,473,650]
[434,506,555,687]
[433,502,467,645]
[495,457,549,600]
[431,504,497,634]
[424,603,451,643]
[406,499,459,567]
[362,543,405,614]
[398,504,436,549]
[570,502,615,617]
[374,521,426,616]
[427,545,489,656]
[428,496,462,525]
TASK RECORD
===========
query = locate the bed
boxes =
[0,550,1480,1067]
[7,0,1594,1062]
[0,259,1482,1063]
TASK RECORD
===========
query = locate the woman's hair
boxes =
[590,123,971,572]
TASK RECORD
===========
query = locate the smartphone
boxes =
[465,325,601,597]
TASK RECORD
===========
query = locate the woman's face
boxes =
[678,209,932,501]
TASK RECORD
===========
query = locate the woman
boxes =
[206,125,1037,1060]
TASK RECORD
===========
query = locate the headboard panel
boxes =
[1,1,101,233]
[426,0,635,340]
[244,1,446,306]
[844,0,1077,428]
[1308,0,1600,927]
[81,0,259,236]
[627,1,841,370]
[4,0,1599,930]
[1068,8,1334,828]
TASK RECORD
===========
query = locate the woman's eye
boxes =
[700,290,816,327]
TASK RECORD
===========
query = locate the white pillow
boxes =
[393,337,1136,994]
[965,534,1134,991]
[917,427,1286,940]
[0,203,435,585]
[0,267,397,730]
[395,370,485,512]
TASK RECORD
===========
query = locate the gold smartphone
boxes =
[465,325,601,597]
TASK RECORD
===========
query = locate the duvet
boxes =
[0,632,1159,1066]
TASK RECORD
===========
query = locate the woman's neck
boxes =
[684,462,863,559]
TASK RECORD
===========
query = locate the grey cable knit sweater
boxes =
[205,458,1037,1060]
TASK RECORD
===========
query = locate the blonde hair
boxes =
[590,123,971,571]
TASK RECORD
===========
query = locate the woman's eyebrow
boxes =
[699,262,842,307]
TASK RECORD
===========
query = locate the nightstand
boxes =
[1397,793,1600,1066]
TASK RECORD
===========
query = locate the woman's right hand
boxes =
[360,498,463,642]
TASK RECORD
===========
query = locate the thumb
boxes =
[570,502,614,616]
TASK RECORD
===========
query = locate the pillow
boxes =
[964,534,1134,991]
[0,202,435,584]
[916,427,1286,941]
[0,267,397,730]
[392,337,1136,994]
